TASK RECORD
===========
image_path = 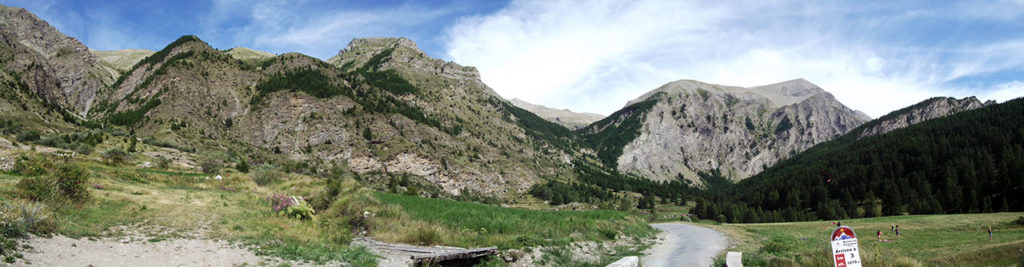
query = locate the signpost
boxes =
[830,226,862,267]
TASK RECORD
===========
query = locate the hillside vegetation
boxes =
[695,97,1024,223]
[0,149,653,264]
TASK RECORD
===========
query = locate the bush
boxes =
[16,177,53,202]
[201,160,220,174]
[0,201,54,237]
[15,164,90,203]
[1,201,55,263]
[15,130,39,143]
[1013,216,1024,226]
[54,164,90,202]
[74,143,94,155]
[236,159,249,173]
[251,164,283,186]
[102,148,128,165]
[155,156,172,169]
[270,194,316,220]
[12,155,53,176]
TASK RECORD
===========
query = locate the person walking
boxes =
[896,225,901,241]
[988,226,993,241]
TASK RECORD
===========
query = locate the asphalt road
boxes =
[641,223,729,267]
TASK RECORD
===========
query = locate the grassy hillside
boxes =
[0,149,653,265]
[709,212,1024,266]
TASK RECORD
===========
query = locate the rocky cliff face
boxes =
[509,98,604,130]
[89,35,575,198]
[0,5,112,117]
[584,79,870,184]
[858,96,992,138]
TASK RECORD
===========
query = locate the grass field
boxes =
[373,192,653,249]
[708,212,1024,266]
[0,151,654,266]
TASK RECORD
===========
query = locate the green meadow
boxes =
[709,212,1024,266]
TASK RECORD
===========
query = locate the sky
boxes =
[5,0,1024,118]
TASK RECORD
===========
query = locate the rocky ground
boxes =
[10,224,327,267]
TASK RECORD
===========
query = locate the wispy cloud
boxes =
[445,0,1024,117]
[204,0,470,59]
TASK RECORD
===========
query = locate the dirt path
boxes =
[641,223,728,267]
[13,235,310,267]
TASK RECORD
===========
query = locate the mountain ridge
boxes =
[508,98,604,130]
[587,78,871,184]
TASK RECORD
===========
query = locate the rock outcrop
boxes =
[584,79,870,184]
[858,96,993,138]
[0,5,113,117]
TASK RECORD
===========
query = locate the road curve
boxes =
[641,223,728,267]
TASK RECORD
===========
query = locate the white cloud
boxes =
[444,0,1024,118]
[979,81,1024,103]
[204,1,460,59]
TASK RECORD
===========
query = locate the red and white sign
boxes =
[830,226,862,267]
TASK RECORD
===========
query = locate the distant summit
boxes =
[508,98,604,130]
[582,78,870,184]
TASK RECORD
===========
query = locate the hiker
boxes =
[896,225,901,241]
[988,226,993,241]
[876,230,882,241]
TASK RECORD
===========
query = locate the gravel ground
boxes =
[10,235,321,267]
[641,223,728,267]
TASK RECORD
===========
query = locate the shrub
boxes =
[16,177,53,202]
[155,156,172,169]
[54,164,90,202]
[236,159,249,173]
[15,164,90,203]
[0,201,54,237]
[251,164,282,186]
[102,148,128,165]
[15,130,39,143]
[201,160,220,174]
[12,155,52,176]
[269,194,316,220]
[1013,216,1024,226]
[74,143,94,155]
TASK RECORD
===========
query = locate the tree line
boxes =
[694,97,1024,223]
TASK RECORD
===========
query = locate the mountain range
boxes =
[0,4,1003,201]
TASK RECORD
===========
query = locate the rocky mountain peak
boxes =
[857,96,992,138]
[326,36,493,98]
[0,4,112,117]
[343,37,421,53]
[0,5,83,58]
[595,78,870,184]
[749,78,824,100]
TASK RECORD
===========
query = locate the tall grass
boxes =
[373,192,653,249]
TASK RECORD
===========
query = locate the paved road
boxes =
[641,223,728,267]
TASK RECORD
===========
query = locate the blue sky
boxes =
[5,0,1024,117]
